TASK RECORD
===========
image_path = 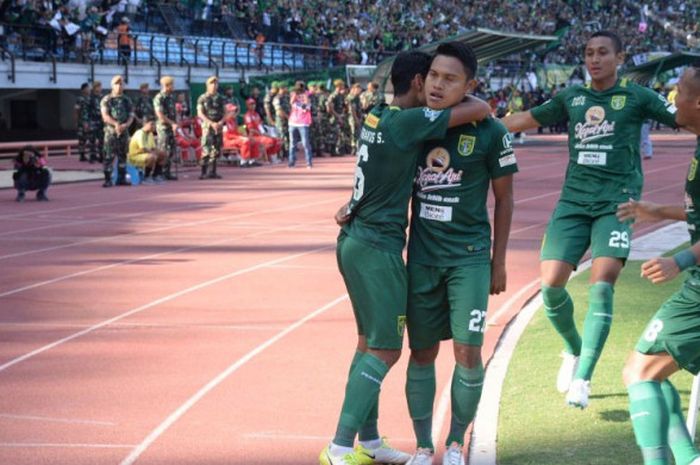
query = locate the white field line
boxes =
[0,413,115,426]
[0,442,136,449]
[117,294,349,465]
[0,245,335,374]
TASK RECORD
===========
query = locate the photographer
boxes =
[288,80,313,168]
[13,145,51,202]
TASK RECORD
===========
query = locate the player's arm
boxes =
[447,96,491,127]
[641,242,700,284]
[500,110,540,132]
[490,174,514,295]
[616,199,686,223]
[642,87,679,129]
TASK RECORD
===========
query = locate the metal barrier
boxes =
[0,140,79,159]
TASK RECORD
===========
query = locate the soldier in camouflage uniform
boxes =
[100,75,134,187]
[307,82,322,157]
[263,81,279,126]
[89,81,105,163]
[196,76,226,179]
[346,83,363,156]
[153,76,179,180]
[75,82,91,162]
[133,83,155,131]
[316,81,332,156]
[360,81,383,119]
[273,81,290,158]
[327,79,349,156]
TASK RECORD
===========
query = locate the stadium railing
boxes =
[0,140,78,160]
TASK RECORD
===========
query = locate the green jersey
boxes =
[341,104,451,253]
[684,138,700,281]
[530,78,677,203]
[408,118,518,266]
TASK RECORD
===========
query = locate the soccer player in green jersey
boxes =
[322,51,492,465]
[502,30,678,408]
[403,42,518,465]
[616,66,700,465]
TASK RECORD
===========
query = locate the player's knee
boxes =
[369,348,401,368]
[622,352,648,387]
[453,343,481,368]
[410,344,439,365]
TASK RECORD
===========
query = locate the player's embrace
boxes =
[322,50,492,465]
[616,65,700,465]
[502,31,678,408]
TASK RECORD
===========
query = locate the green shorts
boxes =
[635,280,700,375]
[336,232,407,350]
[406,262,491,350]
[540,200,632,266]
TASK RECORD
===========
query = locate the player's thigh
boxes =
[635,282,700,376]
[590,212,632,262]
[337,234,407,350]
[445,263,491,347]
[540,201,592,266]
[407,263,449,351]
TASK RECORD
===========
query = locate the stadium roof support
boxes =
[623,51,700,84]
[371,28,558,88]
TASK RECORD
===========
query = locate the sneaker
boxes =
[442,443,464,465]
[556,351,579,393]
[102,179,113,188]
[36,191,49,201]
[153,175,166,184]
[15,191,25,202]
[405,448,434,465]
[142,177,156,185]
[688,457,700,465]
[357,438,411,464]
[565,378,590,409]
[320,445,373,465]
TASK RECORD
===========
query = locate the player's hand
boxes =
[334,202,351,226]
[616,199,659,224]
[490,261,507,295]
[641,257,680,284]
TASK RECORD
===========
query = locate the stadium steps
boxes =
[157,3,190,37]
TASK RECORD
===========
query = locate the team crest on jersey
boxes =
[689,158,698,182]
[611,95,626,110]
[457,135,476,157]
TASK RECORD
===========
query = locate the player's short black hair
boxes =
[432,41,478,80]
[80,82,89,90]
[391,51,432,96]
[589,30,623,54]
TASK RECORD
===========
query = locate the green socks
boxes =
[446,363,484,446]
[347,351,380,443]
[628,381,670,465]
[576,282,614,381]
[542,285,581,356]
[334,353,389,447]
[661,380,700,465]
[406,361,436,450]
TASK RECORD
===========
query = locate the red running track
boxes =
[0,132,694,465]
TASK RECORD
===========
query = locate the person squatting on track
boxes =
[153,76,179,181]
[101,75,134,188]
[322,49,493,465]
[402,42,518,465]
[13,145,51,202]
[501,30,679,409]
[128,117,167,185]
[197,76,226,179]
[616,65,700,465]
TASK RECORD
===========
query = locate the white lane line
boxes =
[0,322,286,332]
[0,443,136,449]
[267,264,337,271]
[0,195,343,262]
[118,294,349,465]
[0,245,335,374]
[485,279,541,327]
[0,413,116,426]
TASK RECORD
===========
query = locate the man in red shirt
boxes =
[223,103,258,165]
[243,97,282,164]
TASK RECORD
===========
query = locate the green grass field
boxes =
[497,259,699,465]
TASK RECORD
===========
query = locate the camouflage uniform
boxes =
[359,89,382,118]
[89,92,104,162]
[101,93,134,182]
[134,94,155,125]
[273,91,291,156]
[309,89,321,156]
[75,93,91,161]
[346,93,362,154]
[153,91,177,177]
[196,91,226,175]
[328,89,349,156]
[263,85,278,126]
[317,90,332,155]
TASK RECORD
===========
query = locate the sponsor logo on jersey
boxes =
[457,134,476,156]
[364,113,380,128]
[423,108,443,122]
[571,96,586,107]
[689,158,698,181]
[685,192,695,213]
[502,133,513,149]
[416,147,463,192]
[574,105,616,143]
[499,154,517,167]
[611,95,626,110]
